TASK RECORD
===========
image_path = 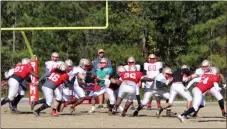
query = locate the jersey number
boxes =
[14,66,24,72]
[48,73,60,82]
[202,77,209,84]
[148,65,156,71]
[124,73,136,79]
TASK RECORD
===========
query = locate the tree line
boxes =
[1,1,226,77]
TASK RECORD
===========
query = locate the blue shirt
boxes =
[91,57,112,75]
[96,67,113,87]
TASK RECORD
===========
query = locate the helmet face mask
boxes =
[201,60,211,73]
[148,54,156,63]
[202,66,210,73]
[163,67,172,79]
[127,57,136,66]
[148,58,156,63]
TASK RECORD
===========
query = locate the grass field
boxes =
[1,101,226,128]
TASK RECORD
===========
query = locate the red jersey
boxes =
[14,64,33,79]
[196,74,219,93]
[120,71,143,83]
[48,71,69,86]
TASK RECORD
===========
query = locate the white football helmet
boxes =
[21,58,31,64]
[65,59,73,66]
[201,60,211,67]
[79,58,90,69]
[201,60,211,73]
[148,54,157,63]
[59,63,67,72]
[211,67,220,74]
[148,54,156,58]
[51,52,59,57]
[117,66,126,74]
[128,65,137,72]
[181,65,189,69]
[163,67,172,74]
[127,56,135,62]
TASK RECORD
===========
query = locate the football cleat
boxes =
[97,105,104,109]
[166,110,177,117]
[177,115,185,123]
[222,112,226,117]
[88,109,95,114]
[33,111,40,117]
[108,111,114,116]
[11,108,21,114]
[133,110,139,117]
[120,112,126,117]
[156,108,163,118]
[51,110,59,117]
[69,106,75,113]
[31,101,36,111]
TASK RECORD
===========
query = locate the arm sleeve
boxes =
[186,77,201,89]
[38,72,51,82]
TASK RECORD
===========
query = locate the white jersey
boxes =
[4,68,14,79]
[194,67,216,77]
[45,61,59,73]
[143,62,163,88]
[124,64,141,71]
[195,68,204,77]
[67,66,77,81]
[152,73,167,90]
[71,66,86,86]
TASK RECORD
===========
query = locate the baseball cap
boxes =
[98,49,104,53]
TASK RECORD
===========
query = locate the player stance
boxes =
[177,67,221,122]
[31,63,70,117]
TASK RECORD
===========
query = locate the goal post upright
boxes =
[1,0,109,31]
[1,0,109,104]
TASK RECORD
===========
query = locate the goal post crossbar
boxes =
[1,0,109,31]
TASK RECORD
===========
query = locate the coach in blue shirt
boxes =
[91,49,112,75]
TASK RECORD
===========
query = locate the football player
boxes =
[61,58,92,113]
[157,65,193,117]
[186,60,226,117]
[143,54,163,110]
[112,65,144,117]
[1,58,38,113]
[124,56,141,110]
[177,67,221,122]
[32,63,70,117]
[133,67,173,117]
